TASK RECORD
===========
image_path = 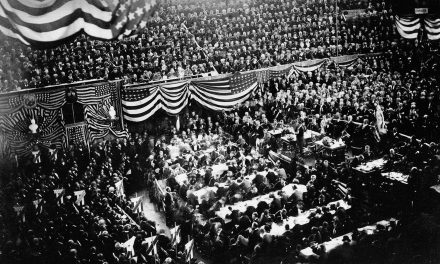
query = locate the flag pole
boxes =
[115,80,125,131]
[182,23,218,74]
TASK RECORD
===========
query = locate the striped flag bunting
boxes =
[330,55,360,68]
[66,124,87,146]
[122,72,260,122]
[286,66,297,80]
[269,66,292,79]
[0,89,65,114]
[84,98,128,142]
[0,132,11,160]
[35,90,66,110]
[395,16,420,39]
[293,58,328,72]
[0,107,65,157]
[0,0,158,47]
[425,17,440,41]
[255,69,270,85]
[191,72,258,112]
[122,81,191,122]
[77,82,114,105]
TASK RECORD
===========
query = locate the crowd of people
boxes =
[0,0,394,92]
[137,41,440,263]
[0,139,195,264]
[1,33,440,264]
[1,0,440,264]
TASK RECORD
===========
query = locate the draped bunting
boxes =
[0,106,65,157]
[330,55,360,68]
[122,81,191,122]
[269,65,292,79]
[190,72,258,112]
[395,16,421,39]
[121,55,370,122]
[84,97,129,141]
[425,17,440,40]
[293,58,328,72]
[0,81,127,157]
[0,0,158,47]
[0,88,65,115]
[123,73,258,122]
[395,15,440,41]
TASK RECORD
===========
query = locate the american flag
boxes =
[256,70,270,85]
[122,82,190,122]
[190,72,258,112]
[36,90,66,109]
[0,107,65,157]
[66,124,87,145]
[425,17,440,41]
[8,96,22,108]
[77,82,113,105]
[122,86,152,102]
[96,84,111,97]
[84,98,128,141]
[0,0,158,47]
[395,16,421,40]
[36,93,50,104]
[230,72,257,93]
[269,66,292,79]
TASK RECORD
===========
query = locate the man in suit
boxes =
[296,118,305,155]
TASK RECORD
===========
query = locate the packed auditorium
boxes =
[1,0,440,264]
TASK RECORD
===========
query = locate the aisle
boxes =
[136,189,170,236]
[137,189,211,264]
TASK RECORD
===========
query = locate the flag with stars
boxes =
[120,0,158,37]
[122,82,190,122]
[256,70,270,85]
[0,0,158,47]
[66,124,87,146]
[76,82,113,105]
[269,65,292,79]
[190,72,257,112]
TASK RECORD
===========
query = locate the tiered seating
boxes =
[0,0,394,91]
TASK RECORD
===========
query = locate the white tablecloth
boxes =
[269,199,351,236]
[215,184,307,219]
[381,172,409,185]
[354,158,386,173]
[315,139,346,150]
[269,129,284,136]
[192,186,218,203]
[300,219,394,258]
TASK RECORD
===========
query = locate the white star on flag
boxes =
[120,3,127,12]
[136,7,144,17]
